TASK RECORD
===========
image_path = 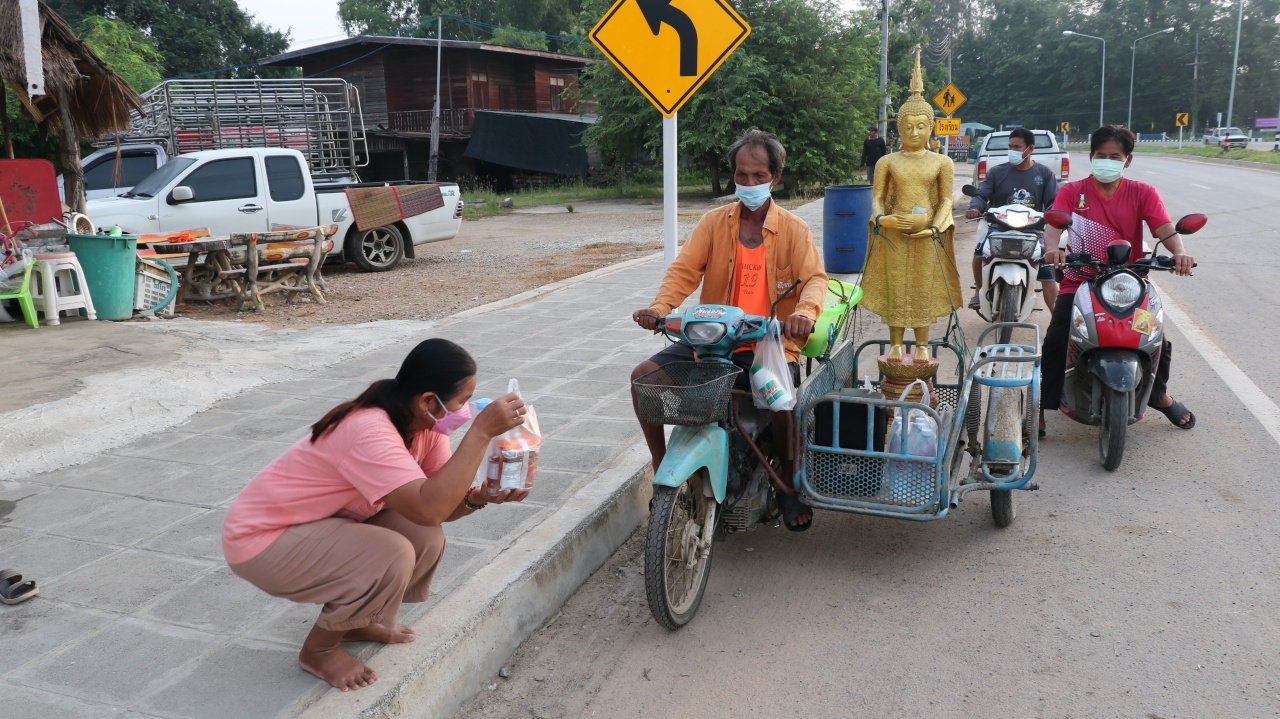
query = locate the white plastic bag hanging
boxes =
[750,319,796,411]
[885,379,939,500]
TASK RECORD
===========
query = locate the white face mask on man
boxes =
[1006,148,1028,166]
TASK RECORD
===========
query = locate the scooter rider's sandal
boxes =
[778,492,813,533]
[1156,399,1196,430]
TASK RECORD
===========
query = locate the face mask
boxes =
[1007,149,1027,165]
[1091,158,1126,183]
[427,397,471,436]
[735,181,773,211]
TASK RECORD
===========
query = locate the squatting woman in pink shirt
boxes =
[223,338,527,691]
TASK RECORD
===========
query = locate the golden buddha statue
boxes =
[861,45,963,364]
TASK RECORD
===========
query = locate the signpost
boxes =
[591,0,751,264]
[1058,121,1070,146]
[935,118,961,136]
[931,82,966,156]
[1176,111,1189,149]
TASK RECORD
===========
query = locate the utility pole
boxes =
[428,14,442,182]
[1189,33,1200,135]
[1227,0,1243,129]
[879,0,888,135]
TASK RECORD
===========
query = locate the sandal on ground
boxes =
[0,569,38,605]
[1156,399,1196,430]
[968,292,981,310]
[777,492,813,533]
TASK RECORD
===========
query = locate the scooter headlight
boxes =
[684,321,727,345]
[1100,272,1142,311]
[1070,305,1089,343]
[1000,209,1031,229]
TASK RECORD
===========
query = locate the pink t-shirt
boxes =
[1051,176,1171,294]
[222,408,450,564]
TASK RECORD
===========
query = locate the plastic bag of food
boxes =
[480,379,542,495]
[885,379,938,500]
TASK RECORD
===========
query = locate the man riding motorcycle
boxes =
[967,128,1060,312]
[630,128,827,531]
[1041,124,1196,437]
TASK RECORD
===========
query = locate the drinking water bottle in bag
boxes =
[751,363,792,411]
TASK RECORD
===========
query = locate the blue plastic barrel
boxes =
[823,185,873,273]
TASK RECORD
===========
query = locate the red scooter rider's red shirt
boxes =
[1051,176,1171,295]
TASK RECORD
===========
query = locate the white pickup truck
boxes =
[84,148,463,272]
[1203,127,1249,149]
[971,130,1070,185]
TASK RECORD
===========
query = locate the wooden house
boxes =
[260,37,595,185]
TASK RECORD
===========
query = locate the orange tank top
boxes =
[732,242,769,353]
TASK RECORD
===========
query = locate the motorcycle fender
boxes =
[990,262,1028,286]
[1086,350,1143,393]
[653,425,728,503]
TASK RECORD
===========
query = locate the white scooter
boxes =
[963,185,1045,342]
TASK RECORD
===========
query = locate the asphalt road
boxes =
[456,155,1280,718]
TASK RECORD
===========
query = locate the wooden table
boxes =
[161,236,243,304]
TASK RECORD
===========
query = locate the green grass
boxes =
[460,181,720,218]
[1131,145,1280,165]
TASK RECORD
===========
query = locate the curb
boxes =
[290,443,653,719]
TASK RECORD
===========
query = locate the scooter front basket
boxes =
[632,362,742,426]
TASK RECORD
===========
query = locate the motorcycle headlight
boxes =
[1001,210,1031,228]
[1070,305,1089,343]
[684,321,726,345]
[1100,272,1142,310]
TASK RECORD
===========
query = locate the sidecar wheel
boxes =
[990,488,1016,527]
[645,472,716,630]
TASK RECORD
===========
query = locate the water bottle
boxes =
[750,363,792,411]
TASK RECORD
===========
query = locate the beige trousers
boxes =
[229,509,446,632]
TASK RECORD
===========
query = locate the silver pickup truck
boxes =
[972,130,1070,185]
[1203,127,1250,149]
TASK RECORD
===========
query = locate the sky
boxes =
[237,0,347,50]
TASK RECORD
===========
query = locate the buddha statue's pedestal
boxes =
[877,353,940,408]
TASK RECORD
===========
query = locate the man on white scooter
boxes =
[966,128,1060,312]
[1041,124,1196,437]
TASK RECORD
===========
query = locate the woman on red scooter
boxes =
[1041,124,1196,437]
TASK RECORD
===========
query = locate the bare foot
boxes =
[344,623,416,644]
[298,644,378,692]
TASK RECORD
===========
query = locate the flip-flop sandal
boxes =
[778,492,813,533]
[968,293,981,311]
[0,569,38,605]
[1156,399,1196,430]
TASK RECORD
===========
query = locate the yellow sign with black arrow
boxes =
[1175,112,1189,127]
[590,0,751,117]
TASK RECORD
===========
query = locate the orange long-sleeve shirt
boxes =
[647,201,828,360]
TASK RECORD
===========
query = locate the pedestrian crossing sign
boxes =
[932,83,966,116]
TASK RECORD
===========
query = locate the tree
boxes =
[46,0,292,79]
[78,17,164,90]
[578,0,882,191]
[338,0,587,54]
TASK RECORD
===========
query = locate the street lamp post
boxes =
[1227,0,1243,128]
[1128,27,1174,129]
[1064,30,1106,129]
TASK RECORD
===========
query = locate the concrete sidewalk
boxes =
[0,199,831,719]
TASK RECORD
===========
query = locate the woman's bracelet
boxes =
[464,491,486,512]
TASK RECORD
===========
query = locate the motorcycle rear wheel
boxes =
[645,474,717,630]
[1100,387,1128,471]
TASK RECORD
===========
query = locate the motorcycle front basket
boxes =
[990,232,1040,260]
[631,361,742,426]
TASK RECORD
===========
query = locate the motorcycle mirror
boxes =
[1175,213,1208,235]
[961,184,978,197]
[1044,210,1073,229]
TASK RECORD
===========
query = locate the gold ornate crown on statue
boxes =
[895,44,934,126]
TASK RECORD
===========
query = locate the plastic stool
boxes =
[0,261,39,328]
[31,252,96,325]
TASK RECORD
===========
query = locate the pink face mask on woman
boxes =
[428,399,471,436]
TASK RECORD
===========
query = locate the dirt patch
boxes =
[172,197,715,329]
[454,530,651,719]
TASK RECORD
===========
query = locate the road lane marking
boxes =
[1191,183,1212,190]
[1158,288,1280,447]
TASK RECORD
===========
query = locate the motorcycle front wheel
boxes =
[996,279,1019,343]
[1099,387,1128,471]
[645,473,717,630]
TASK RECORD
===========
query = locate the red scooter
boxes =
[1043,210,1206,470]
